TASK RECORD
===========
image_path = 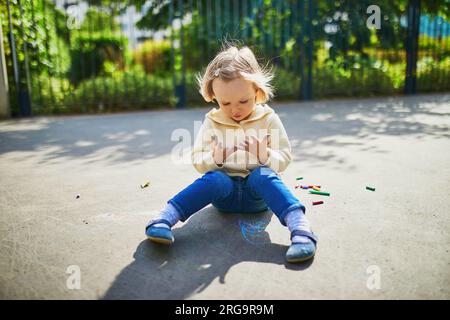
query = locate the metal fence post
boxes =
[171,0,186,109]
[404,0,420,94]
[6,0,31,117]
[178,0,186,109]
[305,0,314,100]
[298,0,313,101]
[0,23,11,118]
[298,0,305,100]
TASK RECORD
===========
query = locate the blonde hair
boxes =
[196,42,275,104]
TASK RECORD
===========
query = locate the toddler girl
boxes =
[145,44,318,263]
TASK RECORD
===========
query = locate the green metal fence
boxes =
[1,0,449,116]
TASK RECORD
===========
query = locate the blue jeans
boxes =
[168,166,306,226]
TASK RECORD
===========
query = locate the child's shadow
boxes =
[102,207,313,299]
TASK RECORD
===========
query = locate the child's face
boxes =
[212,77,258,122]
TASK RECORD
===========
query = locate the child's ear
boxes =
[255,88,263,104]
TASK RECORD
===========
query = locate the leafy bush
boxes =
[313,61,396,97]
[272,58,397,101]
[132,39,171,75]
[79,7,120,33]
[417,57,450,92]
[0,0,70,77]
[69,33,128,84]
[31,75,72,114]
[0,0,70,116]
[68,66,176,113]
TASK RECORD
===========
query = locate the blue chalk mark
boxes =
[237,217,271,246]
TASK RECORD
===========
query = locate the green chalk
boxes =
[366,186,376,191]
[296,177,303,180]
[309,190,330,196]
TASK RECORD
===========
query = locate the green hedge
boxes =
[69,33,128,84]
[132,39,171,75]
[31,74,71,114]
[273,64,397,101]
[67,67,175,113]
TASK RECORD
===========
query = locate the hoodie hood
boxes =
[205,103,275,127]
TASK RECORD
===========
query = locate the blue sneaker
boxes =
[286,230,318,263]
[145,219,174,245]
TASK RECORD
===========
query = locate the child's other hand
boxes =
[238,134,270,164]
[211,135,237,166]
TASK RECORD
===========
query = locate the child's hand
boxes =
[211,135,237,166]
[238,134,270,164]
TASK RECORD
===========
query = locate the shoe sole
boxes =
[147,236,174,245]
[286,254,315,263]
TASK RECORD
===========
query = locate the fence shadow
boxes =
[102,207,312,300]
[0,109,204,165]
[280,94,450,170]
[0,94,448,169]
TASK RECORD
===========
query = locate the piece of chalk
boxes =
[309,190,330,196]
[301,185,309,189]
[312,186,321,191]
[366,186,376,191]
[140,181,150,189]
[294,185,299,189]
[296,177,303,180]
[308,185,321,188]
[313,201,323,205]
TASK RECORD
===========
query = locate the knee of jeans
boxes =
[248,166,276,184]
[203,170,233,197]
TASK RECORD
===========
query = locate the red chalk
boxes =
[294,185,299,189]
[312,201,324,206]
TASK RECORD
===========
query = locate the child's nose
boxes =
[232,106,242,113]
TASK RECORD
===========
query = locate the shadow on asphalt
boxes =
[102,207,313,299]
[0,94,448,168]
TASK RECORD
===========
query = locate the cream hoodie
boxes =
[191,103,292,177]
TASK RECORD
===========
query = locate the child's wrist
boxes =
[258,150,269,165]
[212,150,224,166]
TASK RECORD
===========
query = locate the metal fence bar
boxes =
[41,0,56,112]
[30,0,43,112]
[177,0,186,108]
[304,0,313,100]
[405,0,420,94]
